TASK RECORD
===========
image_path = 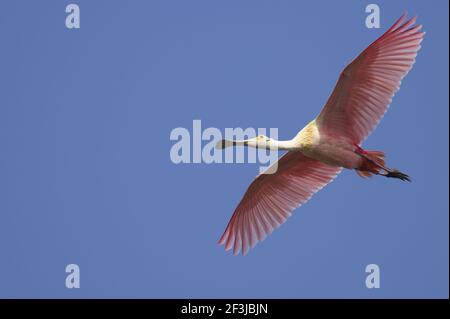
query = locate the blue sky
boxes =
[0,0,448,298]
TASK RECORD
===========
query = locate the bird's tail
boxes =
[356,150,386,178]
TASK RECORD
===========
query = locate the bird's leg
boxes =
[354,146,411,182]
[378,167,411,182]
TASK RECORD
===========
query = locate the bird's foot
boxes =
[381,169,411,182]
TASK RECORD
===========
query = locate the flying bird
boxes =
[217,14,425,255]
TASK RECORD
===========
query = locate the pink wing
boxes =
[218,152,342,255]
[316,14,425,144]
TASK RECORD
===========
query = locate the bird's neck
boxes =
[259,139,300,151]
[218,137,301,151]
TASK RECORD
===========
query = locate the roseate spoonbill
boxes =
[216,14,424,255]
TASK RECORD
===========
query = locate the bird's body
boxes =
[294,120,360,169]
[217,14,425,255]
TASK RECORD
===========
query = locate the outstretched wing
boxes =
[316,14,425,144]
[218,152,342,255]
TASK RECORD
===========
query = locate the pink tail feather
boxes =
[356,150,386,178]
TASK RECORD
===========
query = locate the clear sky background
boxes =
[0,0,448,298]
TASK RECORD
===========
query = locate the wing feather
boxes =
[316,14,425,144]
[218,152,342,255]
